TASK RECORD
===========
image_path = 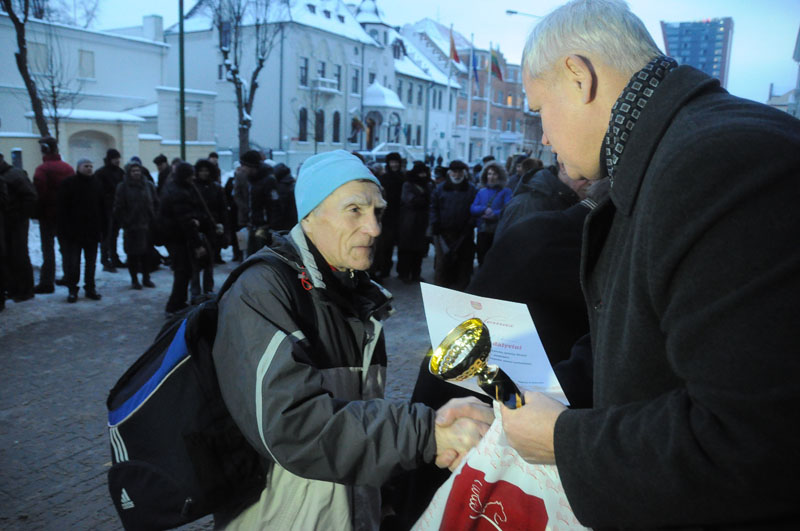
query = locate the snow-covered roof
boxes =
[363,82,405,109]
[25,109,145,123]
[126,103,159,118]
[354,0,386,25]
[167,0,376,45]
[404,18,469,74]
[389,28,460,89]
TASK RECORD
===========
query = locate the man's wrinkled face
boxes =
[302,180,385,271]
[449,169,466,184]
[523,70,602,180]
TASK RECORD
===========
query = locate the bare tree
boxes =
[29,22,86,143]
[204,0,283,155]
[2,0,51,137]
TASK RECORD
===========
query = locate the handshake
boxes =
[432,397,495,471]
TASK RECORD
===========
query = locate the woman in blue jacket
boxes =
[470,162,512,266]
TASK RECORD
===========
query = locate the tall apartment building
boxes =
[661,17,733,88]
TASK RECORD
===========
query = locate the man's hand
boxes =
[500,391,566,465]
[433,397,494,471]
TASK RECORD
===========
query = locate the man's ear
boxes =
[563,54,597,105]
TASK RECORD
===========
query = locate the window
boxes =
[338,15,345,23]
[416,125,421,146]
[407,82,413,104]
[299,57,308,86]
[497,90,503,104]
[219,21,231,48]
[333,111,341,143]
[417,86,422,106]
[449,92,453,111]
[323,9,331,18]
[383,31,387,45]
[516,119,521,132]
[404,124,411,145]
[317,61,326,79]
[506,94,513,107]
[506,120,511,131]
[315,110,325,142]
[368,72,376,84]
[392,41,403,59]
[299,108,308,141]
[217,64,224,81]
[370,29,378,40]
[438,91,443,110]
[79,50,94,78]
[496,118,501,130]
[397,79,403,98]
[28,42,48,74]
[383,75,387,86]
[352,68,360,94]
[472,112,477,126]
[334,65,342,90]
[307,4,315,13]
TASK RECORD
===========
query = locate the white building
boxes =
[0,12,216,173]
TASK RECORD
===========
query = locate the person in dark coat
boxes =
[0,152,37,302]
[157,162,214,314]
[190,158,226,299]
[153,153,171,195]
[57,158,106,302]
[32,136,74,293]
[500,1,800,528]
[429,160,476,291]
[0,177,7,310]
[223,171,242,262]
[469,162,512,266]
[270,163,297,232]
[244,158,277,257]
[95,148,125,271]
[495,161,590,238]
[370,151,404,280]
[396,161,432,283]
[113,161,158,289]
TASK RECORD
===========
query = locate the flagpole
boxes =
[446,24,455,161]
[484,42,492,158]
[466,33,473,161]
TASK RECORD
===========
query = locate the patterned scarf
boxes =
[602,56,678,182]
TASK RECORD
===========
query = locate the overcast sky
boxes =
[95,0,800,103]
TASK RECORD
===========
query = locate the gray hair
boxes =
[522,0,662,79]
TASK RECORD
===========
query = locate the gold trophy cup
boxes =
[429,318,525,409]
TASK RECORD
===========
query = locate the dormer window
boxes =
[338,15,344,23]
[323,10,331,18]
[307,4,315,13]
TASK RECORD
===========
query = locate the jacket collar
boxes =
[609,66,721,216]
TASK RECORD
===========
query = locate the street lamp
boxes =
[505,9,542,18]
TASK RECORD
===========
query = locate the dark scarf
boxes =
[602,55,678,182]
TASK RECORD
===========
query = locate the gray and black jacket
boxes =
[213,224,436,530]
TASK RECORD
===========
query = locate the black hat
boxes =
[208,151,219,158]
[411,160,429,175]
[39,136,58,154]
[273,162,291,180]
[153,154,168,165]
[240,150,262,168]
[174,161,194,182]
[194,158,216,177]
[385,152,402,163]
[106,148,121,160]
[448,160,468,171]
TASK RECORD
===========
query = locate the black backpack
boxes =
[106,256,271,530]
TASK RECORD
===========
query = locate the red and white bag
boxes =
[413,404,586,531]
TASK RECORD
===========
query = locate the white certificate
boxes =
[420,283,568,405]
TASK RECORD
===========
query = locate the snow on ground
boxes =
[1,220,236,332]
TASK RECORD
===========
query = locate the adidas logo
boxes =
[120,488,135,510]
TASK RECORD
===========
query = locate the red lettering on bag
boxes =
[441,464,548,530]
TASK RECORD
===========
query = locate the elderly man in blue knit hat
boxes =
[211,150,493,530]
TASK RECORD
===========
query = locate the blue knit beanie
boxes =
[295,150,381,220]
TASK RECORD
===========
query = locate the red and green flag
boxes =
[490,48,503,81]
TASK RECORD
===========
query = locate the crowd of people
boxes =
[1,133,567,314]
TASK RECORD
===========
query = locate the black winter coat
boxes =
[57,173,106,244]
[95,164,125,212]
[378,169,404,228]
[429,179,476,236]
[157,178,214,245]
[247,168,277,229]
[555,66,800,529]
[0,160,37,222]
[113,177,158,255]
[396,178,431,252]
[495,168,579,237]
[195,179,228,228]
[271,170,297,231]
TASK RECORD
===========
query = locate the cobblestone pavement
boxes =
[0,249,436,530]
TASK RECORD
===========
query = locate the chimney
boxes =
[143,15,164,42]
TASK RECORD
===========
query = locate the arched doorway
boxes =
[68,130,114,166]
[364,110,383,151]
